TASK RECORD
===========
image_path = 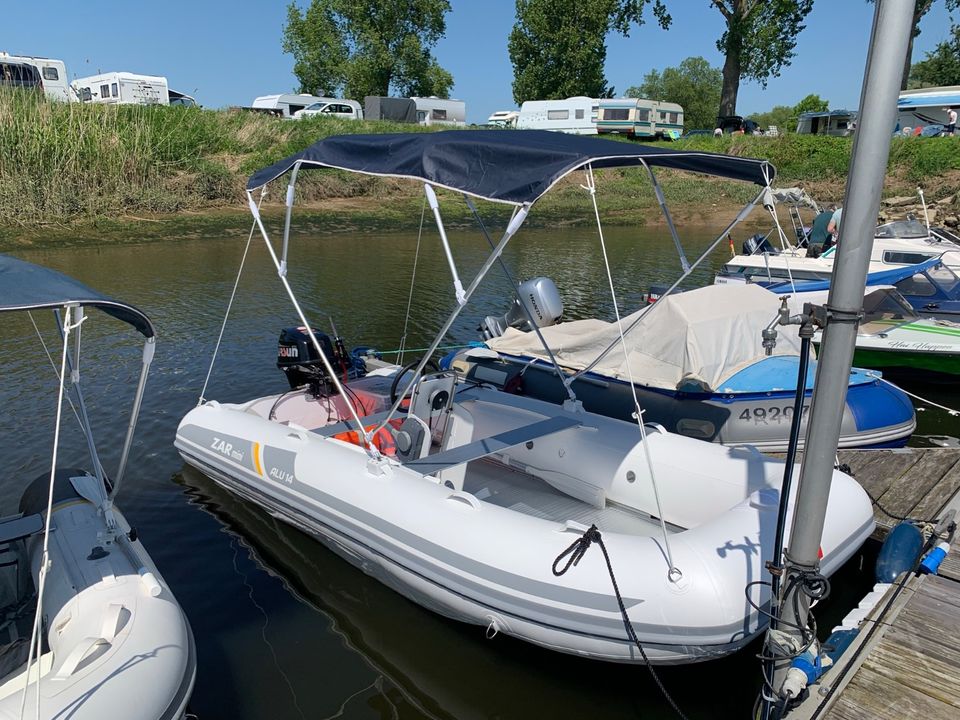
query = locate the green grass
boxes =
[2,88,959,234]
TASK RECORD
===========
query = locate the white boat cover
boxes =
[487,284,807,391]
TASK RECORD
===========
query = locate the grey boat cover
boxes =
[364,96,417,123]
[0,254,155,338]
[247,130,776,205]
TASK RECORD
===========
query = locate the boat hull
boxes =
[456,354,915,451]
[175,392,875,665]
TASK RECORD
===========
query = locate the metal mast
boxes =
[768,0,914,702]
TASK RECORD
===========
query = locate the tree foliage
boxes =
[748,94,828,134]
[508,0,670,104]
[626,56,722,130]
[282,0,454,101]
[711,1,814,118]
[910,23,960,87]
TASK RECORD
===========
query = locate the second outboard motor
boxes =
[742,233,778,256]
[277,326,336,392]
[479,277,564,340]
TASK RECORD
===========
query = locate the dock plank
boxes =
[825,663,959,719]
[872,450,960,523]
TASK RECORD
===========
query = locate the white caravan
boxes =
[516,97,599,135]
[412,96,466,126]
[897,86,960,133]
[252,93,334,118]
[292,98,363,120]
[73,72,169,105]
[795,110,858,136]
[597,97,684,139]
[487,110,519,127]
[0,52,70,101]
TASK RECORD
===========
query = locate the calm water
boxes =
[1,223,956,719]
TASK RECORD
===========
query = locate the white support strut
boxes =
[424,183,467,305]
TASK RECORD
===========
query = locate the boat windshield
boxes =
[875,218,930,239]
[860,288,919,333]
[894,262,960,297]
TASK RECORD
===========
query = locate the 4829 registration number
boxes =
[738,406,809,424]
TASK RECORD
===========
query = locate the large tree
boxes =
[910,23,960,87]
[710,1,814,118]
[509,0,670,104]
[748,94,827,134]
[626,56,722,130]
[282,0,454,101]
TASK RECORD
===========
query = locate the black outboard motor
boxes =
[742,233,778,256]
[277,326,336,392]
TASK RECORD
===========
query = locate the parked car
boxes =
[292,99,363,120]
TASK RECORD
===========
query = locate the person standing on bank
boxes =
[945,106,957,136]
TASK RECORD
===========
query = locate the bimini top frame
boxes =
[0,254,156,500]
[243,130,778,453]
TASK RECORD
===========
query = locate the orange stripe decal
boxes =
[252,442,263,476]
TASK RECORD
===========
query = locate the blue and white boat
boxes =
[764,257,960,318]
[454,282,915,451]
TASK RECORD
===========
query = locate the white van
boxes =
[252,93,335,118]
[0,52,70,101]
[516,97,598,135]
[292,98,363,120]
[73,72,169,105]
[597,98,684,139]
[411,97,466,126]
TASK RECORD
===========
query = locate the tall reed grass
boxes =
[2,88,956,227]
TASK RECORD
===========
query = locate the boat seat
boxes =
[404,415,582,477]
[0,514,43,544]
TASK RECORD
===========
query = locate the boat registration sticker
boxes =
[738,406,809,424]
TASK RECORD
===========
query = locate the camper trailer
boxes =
[897,86,960,133]
[487,110,519,127]
[597,97,684,139]
[516,97,599,135]
[364,96,418,123]
[795,109,857,136]
[411,96,466,126]
[73,72,169,105]
[0,53,70,101]
[252,93,333,118]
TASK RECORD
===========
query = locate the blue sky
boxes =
[3,1,956,123]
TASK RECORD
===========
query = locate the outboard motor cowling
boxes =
[277,326,335,391]
[742,233,778,256]
[480,277,564,340]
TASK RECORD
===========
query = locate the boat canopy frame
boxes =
[241,130,779,450]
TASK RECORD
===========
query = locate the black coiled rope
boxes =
[552,525,689,720]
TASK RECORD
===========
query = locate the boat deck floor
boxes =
[462,459,676,537]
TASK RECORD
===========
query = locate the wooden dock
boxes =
[786,447,960,719]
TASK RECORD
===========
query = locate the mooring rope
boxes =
[552,525,688,720]
[865,371,960,416]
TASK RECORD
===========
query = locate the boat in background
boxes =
[0,255,195,719]
[764,257,960,318]
[456,282,914,451]
[787,286,960,381]
[178,130,875,665]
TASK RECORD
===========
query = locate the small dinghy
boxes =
[178,131,875,664]
[457,281,914,450]
[0,255,195,718]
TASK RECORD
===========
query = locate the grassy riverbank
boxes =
[2,89,959,246]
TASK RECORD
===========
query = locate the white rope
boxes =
[866,371,960,416]
[198,189,265,404]
[27,311,83,430]
[583,165,681,581]
[398,197,428,365]
[20,307,79,720]
[765,200,797,291]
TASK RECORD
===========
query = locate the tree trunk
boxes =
[901,32,914,90]
[719,45,741,118]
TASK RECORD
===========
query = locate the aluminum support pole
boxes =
[769,0,914,703]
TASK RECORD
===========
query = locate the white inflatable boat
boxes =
[177,130,876,665]
[0,255,195,718]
